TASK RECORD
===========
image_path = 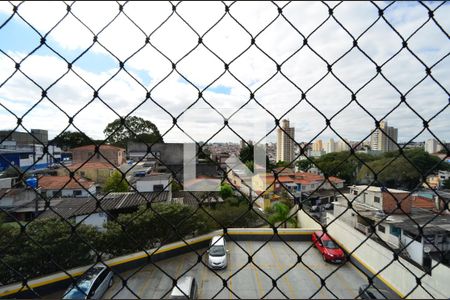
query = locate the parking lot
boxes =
[96,240,367,299]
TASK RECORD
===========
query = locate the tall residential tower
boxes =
[276,119,295,163]
[370,121,398,152]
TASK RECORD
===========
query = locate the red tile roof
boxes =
[38,175,95,190]
[412,196,435,210]
[262,171,344,185]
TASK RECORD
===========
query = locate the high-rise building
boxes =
[336,139,350,152]
[312,140,323,152]
[276,119,295,163]
[425,138,443,154]
[325,138,335,154]
[370,121,398,152]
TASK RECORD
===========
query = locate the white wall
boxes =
[136,178,170,192]
[297,209,321,229]
[75,213,107,231]
[326,213,450,299]
[401,234,423,265]
[45,186,96,198]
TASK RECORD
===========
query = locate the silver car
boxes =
[207,235,228,269]
[170,275,198,299]
[62,265,114,299]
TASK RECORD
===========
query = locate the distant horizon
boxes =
[0,127,447,146]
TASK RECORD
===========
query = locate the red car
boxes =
[312,231,345,263]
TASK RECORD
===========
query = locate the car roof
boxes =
[64,266,106,296]
[171,276,194,297]
[314,231,331,240]
[211,235,225,246]
[361,285,391,298]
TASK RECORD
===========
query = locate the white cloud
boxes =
[0,1,448,145]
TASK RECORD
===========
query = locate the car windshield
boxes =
[209,245,225,257]
[323,240,339,249]
[63,285,89,299]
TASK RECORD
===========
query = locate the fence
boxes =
[0,1,449,299]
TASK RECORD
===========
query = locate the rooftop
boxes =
[38,175,95,190]
[38,192,169,219]
[351,185,410,194]
[43,240,371,299]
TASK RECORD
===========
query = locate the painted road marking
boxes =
[268,242,296,298]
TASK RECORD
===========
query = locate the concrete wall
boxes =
[75,213,107,231]
[326,213,450,299]
[136,178,170,192]
[0,177,13,188]
[45,186,96,198]
[297,209,321,230]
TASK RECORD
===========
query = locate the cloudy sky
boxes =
[0,1,448,145]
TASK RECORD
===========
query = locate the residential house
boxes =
[38,175,96,198]
[57,162,116,185]
[251,170,345,209]
[70,145,126,166]
[424,170,450,189]
[330,185,450,268]
[134,173,172,200]
[38,191,170,230]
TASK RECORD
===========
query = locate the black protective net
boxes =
[0,1,449,299]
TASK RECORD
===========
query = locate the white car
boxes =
[207,235,228,270]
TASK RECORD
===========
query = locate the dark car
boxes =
[62,265,113,299]
[358,284,391,299]
[312,231,345,263]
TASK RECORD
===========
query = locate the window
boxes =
[153,184,164,192]
[19,153,30,159]
[353,190,358,195]
[390,226,401,237]
[404,230,422,242]
[374,196,380,203]
[73,190,82,196]
[378,225,385,233]
[52,191,61,197]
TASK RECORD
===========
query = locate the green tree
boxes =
[0,166,22,179]
[103,116,163,148]
[0,219,99,284]
[357,148,450,189]
[239,144,271,170]
[268,202,296,228]
[296,158,315,171]
[442,178,450,189]
[50,131,92,150]
[275,161,290,168]
[103,171,129,193]
[219,183,233,199]
[205,199,260,228]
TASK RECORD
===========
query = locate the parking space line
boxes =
[199,253,207,299]
[268,242,295,298]
[175,254,186,278]
[137,266,155,298]
[228,246,233,300]
[248,241,264,298]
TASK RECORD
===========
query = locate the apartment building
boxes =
[370,121,398,152]
[276,119,295,163]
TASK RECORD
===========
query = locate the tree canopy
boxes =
[103,171,129,193]
[103,116,163,148]
[50,131,92,150]
[357,148,450,189]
